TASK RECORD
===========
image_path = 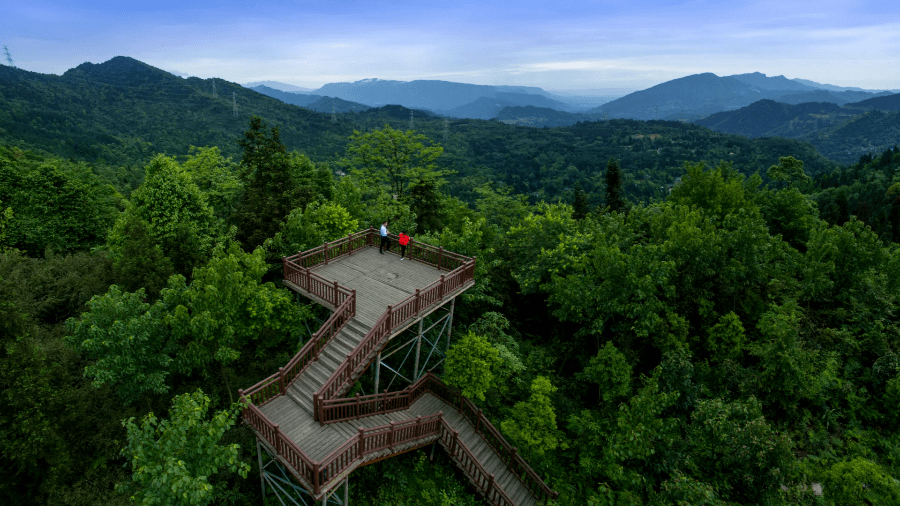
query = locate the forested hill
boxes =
[694,99,900,164]
[1,57,839,201]
[0,57,358,168]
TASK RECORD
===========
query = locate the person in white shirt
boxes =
[379,221,390,254]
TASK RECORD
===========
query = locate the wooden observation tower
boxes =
[239,229,557,505]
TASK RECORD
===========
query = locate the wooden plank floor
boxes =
[310,248,451,327]
[265,246,538,505]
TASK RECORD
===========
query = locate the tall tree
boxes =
[344,125,446,200]
[233,116,299,250]
[572,181,589,220]
[117,389,249,505]
[604,157,626,213]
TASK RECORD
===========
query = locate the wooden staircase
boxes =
[239,230,557,505]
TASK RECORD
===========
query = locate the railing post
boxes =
[382,388,388,414]
[324,241,329,265]
[487,474,495,496]
[451,429,459,455]
[278,367,285,394]
[347,233,353,255]
[351,290,357,317]
[415,415,422,438]
[312,331,320,361]
[510,447,518,466]
[273,424,281,455]
[414,288,421,316]
[388,421,395,448]
[317,395,324,426]
[313,462,320,495]
[358,427,365,456]
[475,408,483,434]
[333,280,339,307]
[439,274,445,300]
[387,305,393,331]
[438,246,444,270]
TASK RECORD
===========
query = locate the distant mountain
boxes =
[774,89,895,106]
[250,85,370,113]
[495,106,594,127]
[695,100,853,138]
[729,72,814,92]
[304,96,371,114]
[243,81,314,93]
[586,73,777,120]
[585,72,889,121]
[310,79,586,115]
[790,78,898,93]
[250,85,321,107]
[442,92,580,119]
[845,93,900,112]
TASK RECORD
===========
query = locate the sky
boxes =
[2,0,899,93]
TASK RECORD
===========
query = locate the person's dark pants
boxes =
[380,236,390,253]
[400,245,407,258]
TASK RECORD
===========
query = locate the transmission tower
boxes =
[3,46,14,68]
[332,99,337,122]
[212,80,217,98]
[442,118,449,142]
[233,92,237,117]
[409,110,414,130]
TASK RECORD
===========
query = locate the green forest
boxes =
[3,61,900,505]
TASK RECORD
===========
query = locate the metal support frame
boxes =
[371,297,457,392]
[257,438,349,505]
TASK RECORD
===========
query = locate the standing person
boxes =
[379,221,390,254]
[398,231,410,260]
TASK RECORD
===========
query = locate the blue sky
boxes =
[2,0,898,92]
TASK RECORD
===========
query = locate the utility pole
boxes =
[212,80,217,98]
[233,92,237,118]
[2,46,14,68]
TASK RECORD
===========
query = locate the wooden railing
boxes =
[318,373,558,504]
[438,419,516,506]
[313,258,476,418]
[241,293,355,407]
[243,399,445,498]
[243,231,558,504]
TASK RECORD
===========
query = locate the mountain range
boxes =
[1,55,895,173]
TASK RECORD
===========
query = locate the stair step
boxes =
[285,386,314,415]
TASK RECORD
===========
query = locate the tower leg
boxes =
[343,476,349,505]
[257,439,266,497]
[445,298,455,359]
[374,352,382,393]
[413,318,423,379]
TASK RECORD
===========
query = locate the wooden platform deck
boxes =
[300,247,452,327]
[247,243,547,505]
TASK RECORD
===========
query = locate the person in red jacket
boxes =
[398,231,410,260]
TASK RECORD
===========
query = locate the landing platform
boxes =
[285,246,463,327]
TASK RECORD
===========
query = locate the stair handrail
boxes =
[312,258,475,417]
[438,418,516,506]
[318,372,558,503]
